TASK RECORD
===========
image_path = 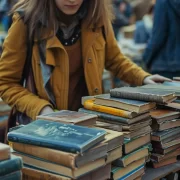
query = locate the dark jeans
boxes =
[151,71,180,79]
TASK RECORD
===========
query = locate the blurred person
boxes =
[134,0,155,44]
[112,0,133,39]
[0,0,170,124]
[143,0,180,79]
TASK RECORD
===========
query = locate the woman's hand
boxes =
[39,106,54,115]
[143,74,172,85]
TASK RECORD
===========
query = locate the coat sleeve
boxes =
[143,0,168,67]
[0,13,53,120]
[104,21,151,86]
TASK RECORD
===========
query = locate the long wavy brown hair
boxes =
[11,0,114,40]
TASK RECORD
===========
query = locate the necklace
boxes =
[56,24,81,46]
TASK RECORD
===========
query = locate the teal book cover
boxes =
[0,155,23,176]
[8,120,106,153]
[0,171,22,180]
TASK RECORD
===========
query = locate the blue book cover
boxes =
[0,155,23,176]
[8,120,106,153]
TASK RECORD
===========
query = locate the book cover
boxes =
[0,143,10,161]
[83,99,138,118]
[8,120,106,154]
[11,142,107,168]
[94,94,156,113]
[110,86,175,103]
[78,108,150,125]
[140,84,180,97]
[13,151,105,179]
[0,155,23,176]
[36,110,97,126]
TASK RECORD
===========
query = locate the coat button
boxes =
[94,88,99,93]
[88,58,92,63]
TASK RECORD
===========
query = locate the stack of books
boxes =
[78,91,157,179]
[37,110,124,179]
[0,98,11,143]
[0,143,23,179]
[8,119,111,180]
[109,86,180,170]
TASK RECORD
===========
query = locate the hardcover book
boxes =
[106,146,122,164]
[8,120,106,154]
[122,119,152,131]
[151,148,180,162]
[113,145,149,167]
[151,127,180,141]
[123,134,151,154]
[152,156,177,168]
[111,158,145,180]
[163,81,180,87]
[13,151,105,179]
[78,108,150,125]
[152,137,180,149]
[83,99,138,118]
[22,163,111,180]
[152,144,180,155]
[152,119,180,131]
[95,121,122,132]
[36,110,97,126]
[123,126,151,139]
[0,155,23,176]
[11,142,108,168]
[110,87,176,104]
[150,109,180,123]
[0,143,10,161]
[94,94,156,113]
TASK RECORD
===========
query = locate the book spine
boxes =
[110,90,163,103]
[83,100,133,118]
[79,108,129,124]
[12,142,76,169]
[1,171,22,180]
[0,157,23,176]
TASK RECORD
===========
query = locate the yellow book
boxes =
[84,99,137,118]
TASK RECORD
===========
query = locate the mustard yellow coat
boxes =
[0,13,150,120]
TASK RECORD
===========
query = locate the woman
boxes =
[0,0,170,121]
[143,0,180,78]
